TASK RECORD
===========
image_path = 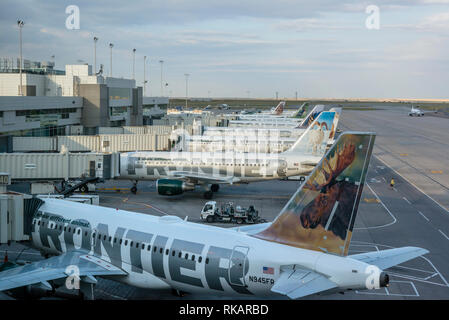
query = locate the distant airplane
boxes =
[180,107,341,153]
[270,101,285,115]
[120,111,338,198]
[238,102,309,120]
[0,131,428,300]
[409,106,424,117]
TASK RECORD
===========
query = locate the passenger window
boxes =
[172,250,176,256]
[98,234,101,239]
[205,258,209,264]
[114,238,117,243]
[178,252,182,258]
[159,248,163,254]
[84,231,87,236]
[142,243,145,249]
[147,245,151,251]
[136,242,139,248]
[198,256,202,263]
[124,240,128,246]
[185,253,189,259]
[119,239,123,245]
[68,227,71,233]
[77,229,81,235]
[130,241,134,247]
[165,249,169,255]
[192,255,195,261]
[153,246,157,252]
[109,236,112,242]
[103,235,107,241]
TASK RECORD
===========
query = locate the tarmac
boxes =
[1,105,449,300]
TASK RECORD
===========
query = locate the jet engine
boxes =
[156,179,195,196]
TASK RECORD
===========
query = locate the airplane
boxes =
[204,105,326,138]
[237,102,309,120]
[228,104,327,128]
[178,107,341,153]
[270,101,285,115]
[408,106,424,117]
[120,111,337,198]
[0,131,428,300]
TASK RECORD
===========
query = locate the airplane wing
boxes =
[271,267,337,299]
[0,250,127,292]
[167,171,240,185]
[349,247,429,270]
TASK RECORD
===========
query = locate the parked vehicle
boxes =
[200,201,267,224]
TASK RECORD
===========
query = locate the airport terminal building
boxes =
[0,58,168,137]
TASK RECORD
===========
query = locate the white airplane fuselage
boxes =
[119,151,319,182]
[31,199,377,298]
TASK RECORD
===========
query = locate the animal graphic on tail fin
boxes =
[253,132,375,256]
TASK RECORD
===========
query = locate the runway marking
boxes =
[438,229,449,241]
[354,184,397,230]
[376,156,449,214]
[403,197,411,205]
[418,211,429,222]
[355,280,419,297]
[399,153,409,157]
[351,240,449,288]
[431,170,443,174]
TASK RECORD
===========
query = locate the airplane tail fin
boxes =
[328,107,342,141]
[291,102,310,118]
[284,111,336,156]
[254,132,376,256]
[297,105,325,128]
[272,101,285,115]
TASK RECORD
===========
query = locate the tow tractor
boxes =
[200,201,267,224]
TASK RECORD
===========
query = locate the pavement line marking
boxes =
[403,197,411,205]
[418,211,430,222]
[354,183,397,230]
[438,229,449,241]
[376,156,449,214]
[422,256,449,287]
[351,240,449,288]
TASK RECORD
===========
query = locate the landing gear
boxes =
[130,181,138,194]
[211,184,220,192]
[203,191,213,199]
[171,289,187,297]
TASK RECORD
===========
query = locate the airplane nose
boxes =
[379,272,389,287]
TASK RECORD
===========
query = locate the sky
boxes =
[0,0,448,99]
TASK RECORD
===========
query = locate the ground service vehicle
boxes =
[200,201,266,224]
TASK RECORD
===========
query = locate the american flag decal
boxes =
[263,266,274,274]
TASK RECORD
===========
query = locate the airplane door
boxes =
[91,228,97,250]
[229,246,249,287]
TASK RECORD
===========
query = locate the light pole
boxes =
[109,43,114,77]
[17,20,24,96]
[132,48,136,80]
[143,55,147,96]
[93,37,98,74]
[159,60,164,96]
[184,73,190,109]
[295,91,298,100]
